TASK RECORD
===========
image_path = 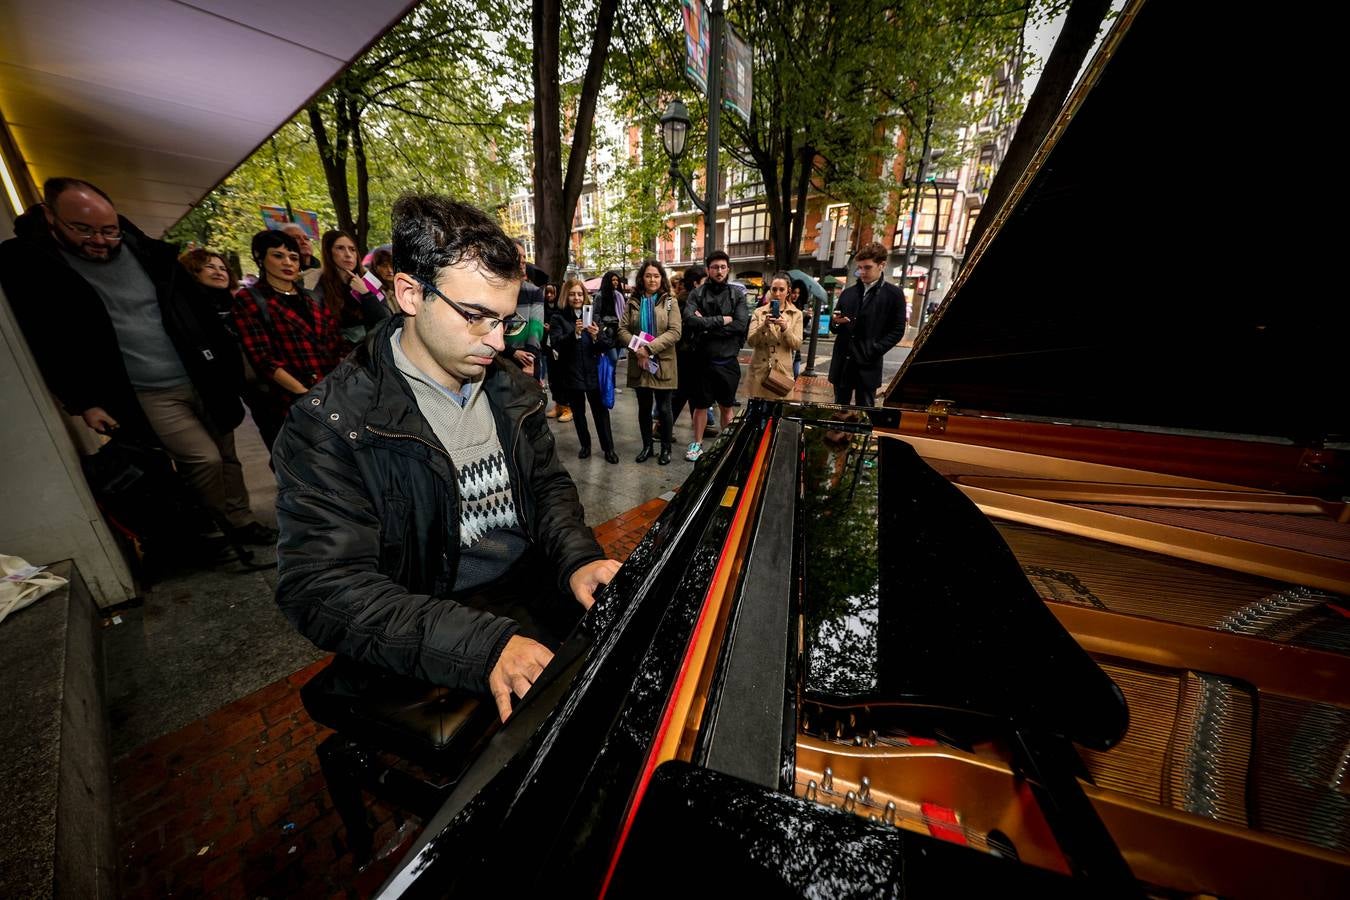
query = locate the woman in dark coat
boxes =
[549,277,618,463]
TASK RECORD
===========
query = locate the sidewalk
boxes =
[113,499,670,900]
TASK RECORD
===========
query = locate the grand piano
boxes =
[368,2,1348,896]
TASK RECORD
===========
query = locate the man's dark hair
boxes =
[43,177,114,208]
[855,241,888,265]
[704,249,730,266]
[251,229,300,265]
[681,264,707,293]
[392,194,521,286]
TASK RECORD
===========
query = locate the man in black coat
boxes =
[0,177,270,542]
[828,241,908,406]
[273,194,621,722]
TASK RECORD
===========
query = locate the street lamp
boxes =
[920,178,945,327]
[660,100,690,160]
[657,0,725,247]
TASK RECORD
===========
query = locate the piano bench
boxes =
[300,656,498,865]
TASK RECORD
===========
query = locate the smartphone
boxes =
[582,304,593,328]
[770,299,781,318]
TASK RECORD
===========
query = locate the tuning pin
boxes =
[806,780,818,801]
[848,712,857,728]
[859,776,871,801]
[834,720,843,740]
[867,729,878,747]
[843,790,857,812]
[853,734,863,746]
[883,801,897,825]
[822,767,834,791]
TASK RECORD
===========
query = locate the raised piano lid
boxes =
[885,0,1346,451]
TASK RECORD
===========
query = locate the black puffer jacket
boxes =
[682,279,749,359]
[0,205,244,437]
[272,315,605,691]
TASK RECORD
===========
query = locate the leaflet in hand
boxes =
[628,333,660,373]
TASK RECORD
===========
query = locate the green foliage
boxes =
[169,0,528,268]
[611,0,1037,265]
[578,124,673,272]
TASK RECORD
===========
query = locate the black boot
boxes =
[578,446,591,459]
[658,445,672,465]
[635,444,654,463]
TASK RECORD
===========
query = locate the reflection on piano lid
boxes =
[886,1,1347,470]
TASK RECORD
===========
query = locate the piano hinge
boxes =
[1298,448,1331,474]
[926,399,955,434]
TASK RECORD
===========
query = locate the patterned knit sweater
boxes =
[391,329,528,588]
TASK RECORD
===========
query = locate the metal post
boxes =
[705,0,724,248]
[803,283,833,377]
[921,183,942,324]
[898,99,933,327]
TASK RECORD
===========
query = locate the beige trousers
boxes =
[136,383,253,529]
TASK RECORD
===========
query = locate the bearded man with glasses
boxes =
[0,176,273,545]
[273,193,620,723]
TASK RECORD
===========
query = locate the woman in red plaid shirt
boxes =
[232,229,344,450]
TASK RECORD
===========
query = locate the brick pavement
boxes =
[113,499,668,899]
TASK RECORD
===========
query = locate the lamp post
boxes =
[920,179,946,328]
[659,0,725,247]
[804,274,837,377]
[899,141,943,327]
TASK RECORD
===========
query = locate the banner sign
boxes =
[681,0,710,93]
[260,205,319,237]
[723,28,753,124]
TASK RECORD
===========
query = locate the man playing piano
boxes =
[271,194,621,722]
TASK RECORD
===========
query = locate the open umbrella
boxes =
[361,243,391,268]
[785,268,828,306]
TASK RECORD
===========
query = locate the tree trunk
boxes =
[350,98,370,253]
[531,0,620,284]
[531,0,564,283]
[963,0,1111,255]
[309,96,355,239]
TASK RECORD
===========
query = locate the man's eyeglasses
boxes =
[53,213,122,240]
[416,278,527,337]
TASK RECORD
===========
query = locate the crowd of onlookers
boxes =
[0,176,906,556]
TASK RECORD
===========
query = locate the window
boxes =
[915,192,955,247]
[961,206,981,252]
[974,144,997,192]
[729,203,768,244]
[680,226,695,261]
[580,192,595,226]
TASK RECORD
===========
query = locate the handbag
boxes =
[597,350,616,409]
[762,359,795,397]
[1,555,69,625]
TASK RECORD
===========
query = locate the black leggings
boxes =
[562,388,614,452]
[635,387,674,449]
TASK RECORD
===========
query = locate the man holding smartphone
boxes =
[828,242,907,406]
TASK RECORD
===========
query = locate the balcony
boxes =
[727,239,770,262]
[659,244,702,266]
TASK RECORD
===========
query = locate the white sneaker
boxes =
[684,442,703,461]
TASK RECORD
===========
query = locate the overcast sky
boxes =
[1022,2,1125,96]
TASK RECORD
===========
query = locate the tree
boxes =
[612,0,1030,269]
[305,0,526,252]
[962,0,1112,255]
[531,0,622,284]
